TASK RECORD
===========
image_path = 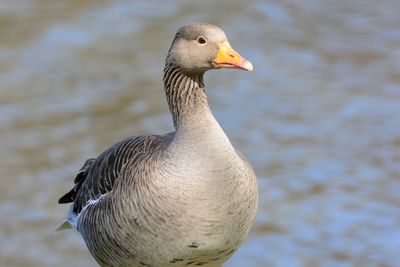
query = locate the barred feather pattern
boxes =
[59,134,173,213]
[75,133,175,266]
[58,63,258,267]
[163,64,207,128]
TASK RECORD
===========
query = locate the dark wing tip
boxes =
[58,189,75,204]
[58,158,96,205]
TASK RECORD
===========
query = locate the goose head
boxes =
[166,23,253,74]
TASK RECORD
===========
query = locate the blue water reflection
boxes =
[0,1,399,266]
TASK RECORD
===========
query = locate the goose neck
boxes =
[163,65,210,129]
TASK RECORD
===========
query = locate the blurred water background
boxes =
[1,0,400,266]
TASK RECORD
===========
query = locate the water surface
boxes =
[1,1,399,266]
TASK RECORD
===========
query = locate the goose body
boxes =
[59,24,258,267]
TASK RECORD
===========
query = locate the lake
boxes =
[1,0,399,266]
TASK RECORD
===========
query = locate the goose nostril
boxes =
[229,54,235,58]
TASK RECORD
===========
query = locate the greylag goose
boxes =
[58,23,258,267]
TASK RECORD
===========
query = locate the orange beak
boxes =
[212,41,253,71]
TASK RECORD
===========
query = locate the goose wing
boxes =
[58,134,172,213]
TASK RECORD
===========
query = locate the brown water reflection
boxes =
[1,1,399,266]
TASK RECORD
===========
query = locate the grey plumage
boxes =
[58,23,258,267]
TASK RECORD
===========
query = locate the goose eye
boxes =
[197,36,207,45]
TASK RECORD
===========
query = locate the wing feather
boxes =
[58,133,172,213]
